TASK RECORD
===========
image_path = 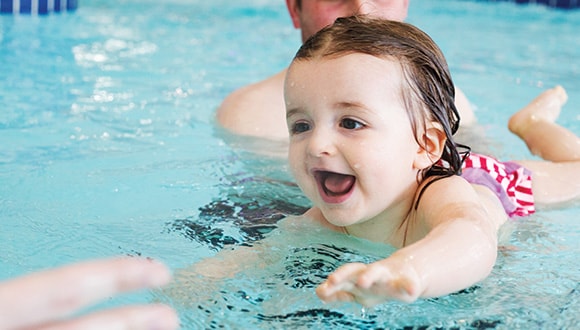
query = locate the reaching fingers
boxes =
[316,263,367,302]
[325,263,368,287]
[356,262,420,303]
[356,262,392,288]
[0,257,172,330]
[317,261,421,306]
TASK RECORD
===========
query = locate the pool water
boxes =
[0,0,578,328]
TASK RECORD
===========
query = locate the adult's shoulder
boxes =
[216,70,288,139]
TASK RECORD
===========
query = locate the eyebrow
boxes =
[286,101,374,118]
[334,101,374,114]
[335,101,366,109]
[286,108,303,119]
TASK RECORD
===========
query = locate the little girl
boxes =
[283,15,580,306]
[172,16,579,308]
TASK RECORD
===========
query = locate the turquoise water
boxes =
[0,0,578,328]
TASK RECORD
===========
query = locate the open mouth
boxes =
[314,170,356,203]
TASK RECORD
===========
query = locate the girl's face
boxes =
[285,53,429,228]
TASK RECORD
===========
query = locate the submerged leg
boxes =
[508,86,580,162]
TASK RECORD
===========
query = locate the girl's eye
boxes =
[340,118,364,130]
[290,121,311,134]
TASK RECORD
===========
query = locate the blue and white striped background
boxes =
[467,0,579,8]
[0,0,77,14]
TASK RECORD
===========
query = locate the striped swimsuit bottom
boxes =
[461,153,535,218]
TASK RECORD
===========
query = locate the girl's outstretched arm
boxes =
[316,176,507,306]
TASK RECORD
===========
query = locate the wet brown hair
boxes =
[292,15,469,185]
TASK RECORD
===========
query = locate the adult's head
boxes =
[286,0,410,42]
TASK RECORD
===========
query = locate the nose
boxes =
[306,127,336,158]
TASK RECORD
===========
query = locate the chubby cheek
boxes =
[288,147,307,186]
[289,147,319,202]
[353,143,414,185]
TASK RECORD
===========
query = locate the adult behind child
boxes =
[216,0,476,141]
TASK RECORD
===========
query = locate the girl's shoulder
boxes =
[415,175,507,229]
[415,175,475,207]
[414,175,483,219]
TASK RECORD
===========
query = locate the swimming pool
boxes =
[0,0,578,328]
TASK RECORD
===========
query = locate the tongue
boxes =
[324,173,355,195]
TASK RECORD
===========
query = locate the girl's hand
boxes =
[316,257,423,307]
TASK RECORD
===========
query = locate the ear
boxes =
[286,0,301,29]
[413,123,446,170]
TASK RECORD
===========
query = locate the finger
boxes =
[316,283,356,303]
[356,262,392,289]
[316,263,367,302]
[321,264,365,296]
[361,263,419,299]
[317,277,357,301]
[329,291,356,304]
[36,304,179,330]
[344,285,393,308]
[357,268,419,304]
[0,257,172,330]
[325,262,367,286]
